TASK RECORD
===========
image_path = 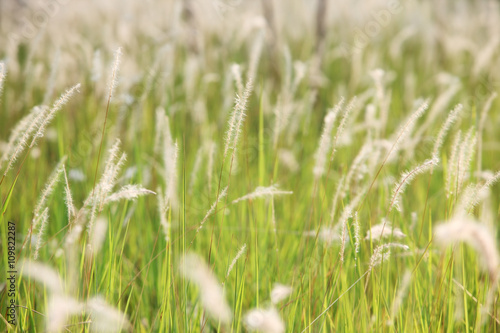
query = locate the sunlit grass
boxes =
[1,1,500,332]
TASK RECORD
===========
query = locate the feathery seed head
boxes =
[432,104,463,160]
[224,76,254,159]
[330,97,355,163]
[105,184,156,203]
[19,260,64,294]
[47,295,84,332]
[278,149,299,172]
[87,296,131,333]
[387,270,412,326]
[313,100,342,178]
[62,165,76,221]
[30,84,80,148]
[270,284,292,304]
[365,220,406,241]
[387,99,429,162]
[232,184,292,204]
[434,217,499,282]
[388,158,438,213]
[231,63,244,95]
[89,216,108,254]
[33,157,66,226]
[457,170,500,214]
[157,187,170,242]
[304,227,342,246]
[91,49,103,82]
[244,307,285,333]
[197,186,228,234]
[107,47,123,100]
[226,243,247,279]
[369,243,410,271]
[0,62,6,99]
[179,253,232,324]
[33,208,49,260]
[0,107,39,173]
[3,106,47,176]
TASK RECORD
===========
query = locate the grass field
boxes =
[1,0,500,332]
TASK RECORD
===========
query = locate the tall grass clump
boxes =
[0,0,500,332]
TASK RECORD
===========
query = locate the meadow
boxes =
[1,0,500,332]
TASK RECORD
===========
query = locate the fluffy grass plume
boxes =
[224,77,254,161]
[232,184,292,204]
[365,220,406,241]
[30,84,81,149]
[244,307,285,333]
[179,253,232,324]
[388,158,438,213]
[431,104,463,161]
[33,207,49,260]
[434,217,499,283]
[32,157,66,228]
[2,1,500,332]
[19,260,64,294]
[86,296,131,333]
[1,82,79,180]
[313,97,344,178]
[270,284,293,305]
[434,217,500,326]
[225,243,247,280]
